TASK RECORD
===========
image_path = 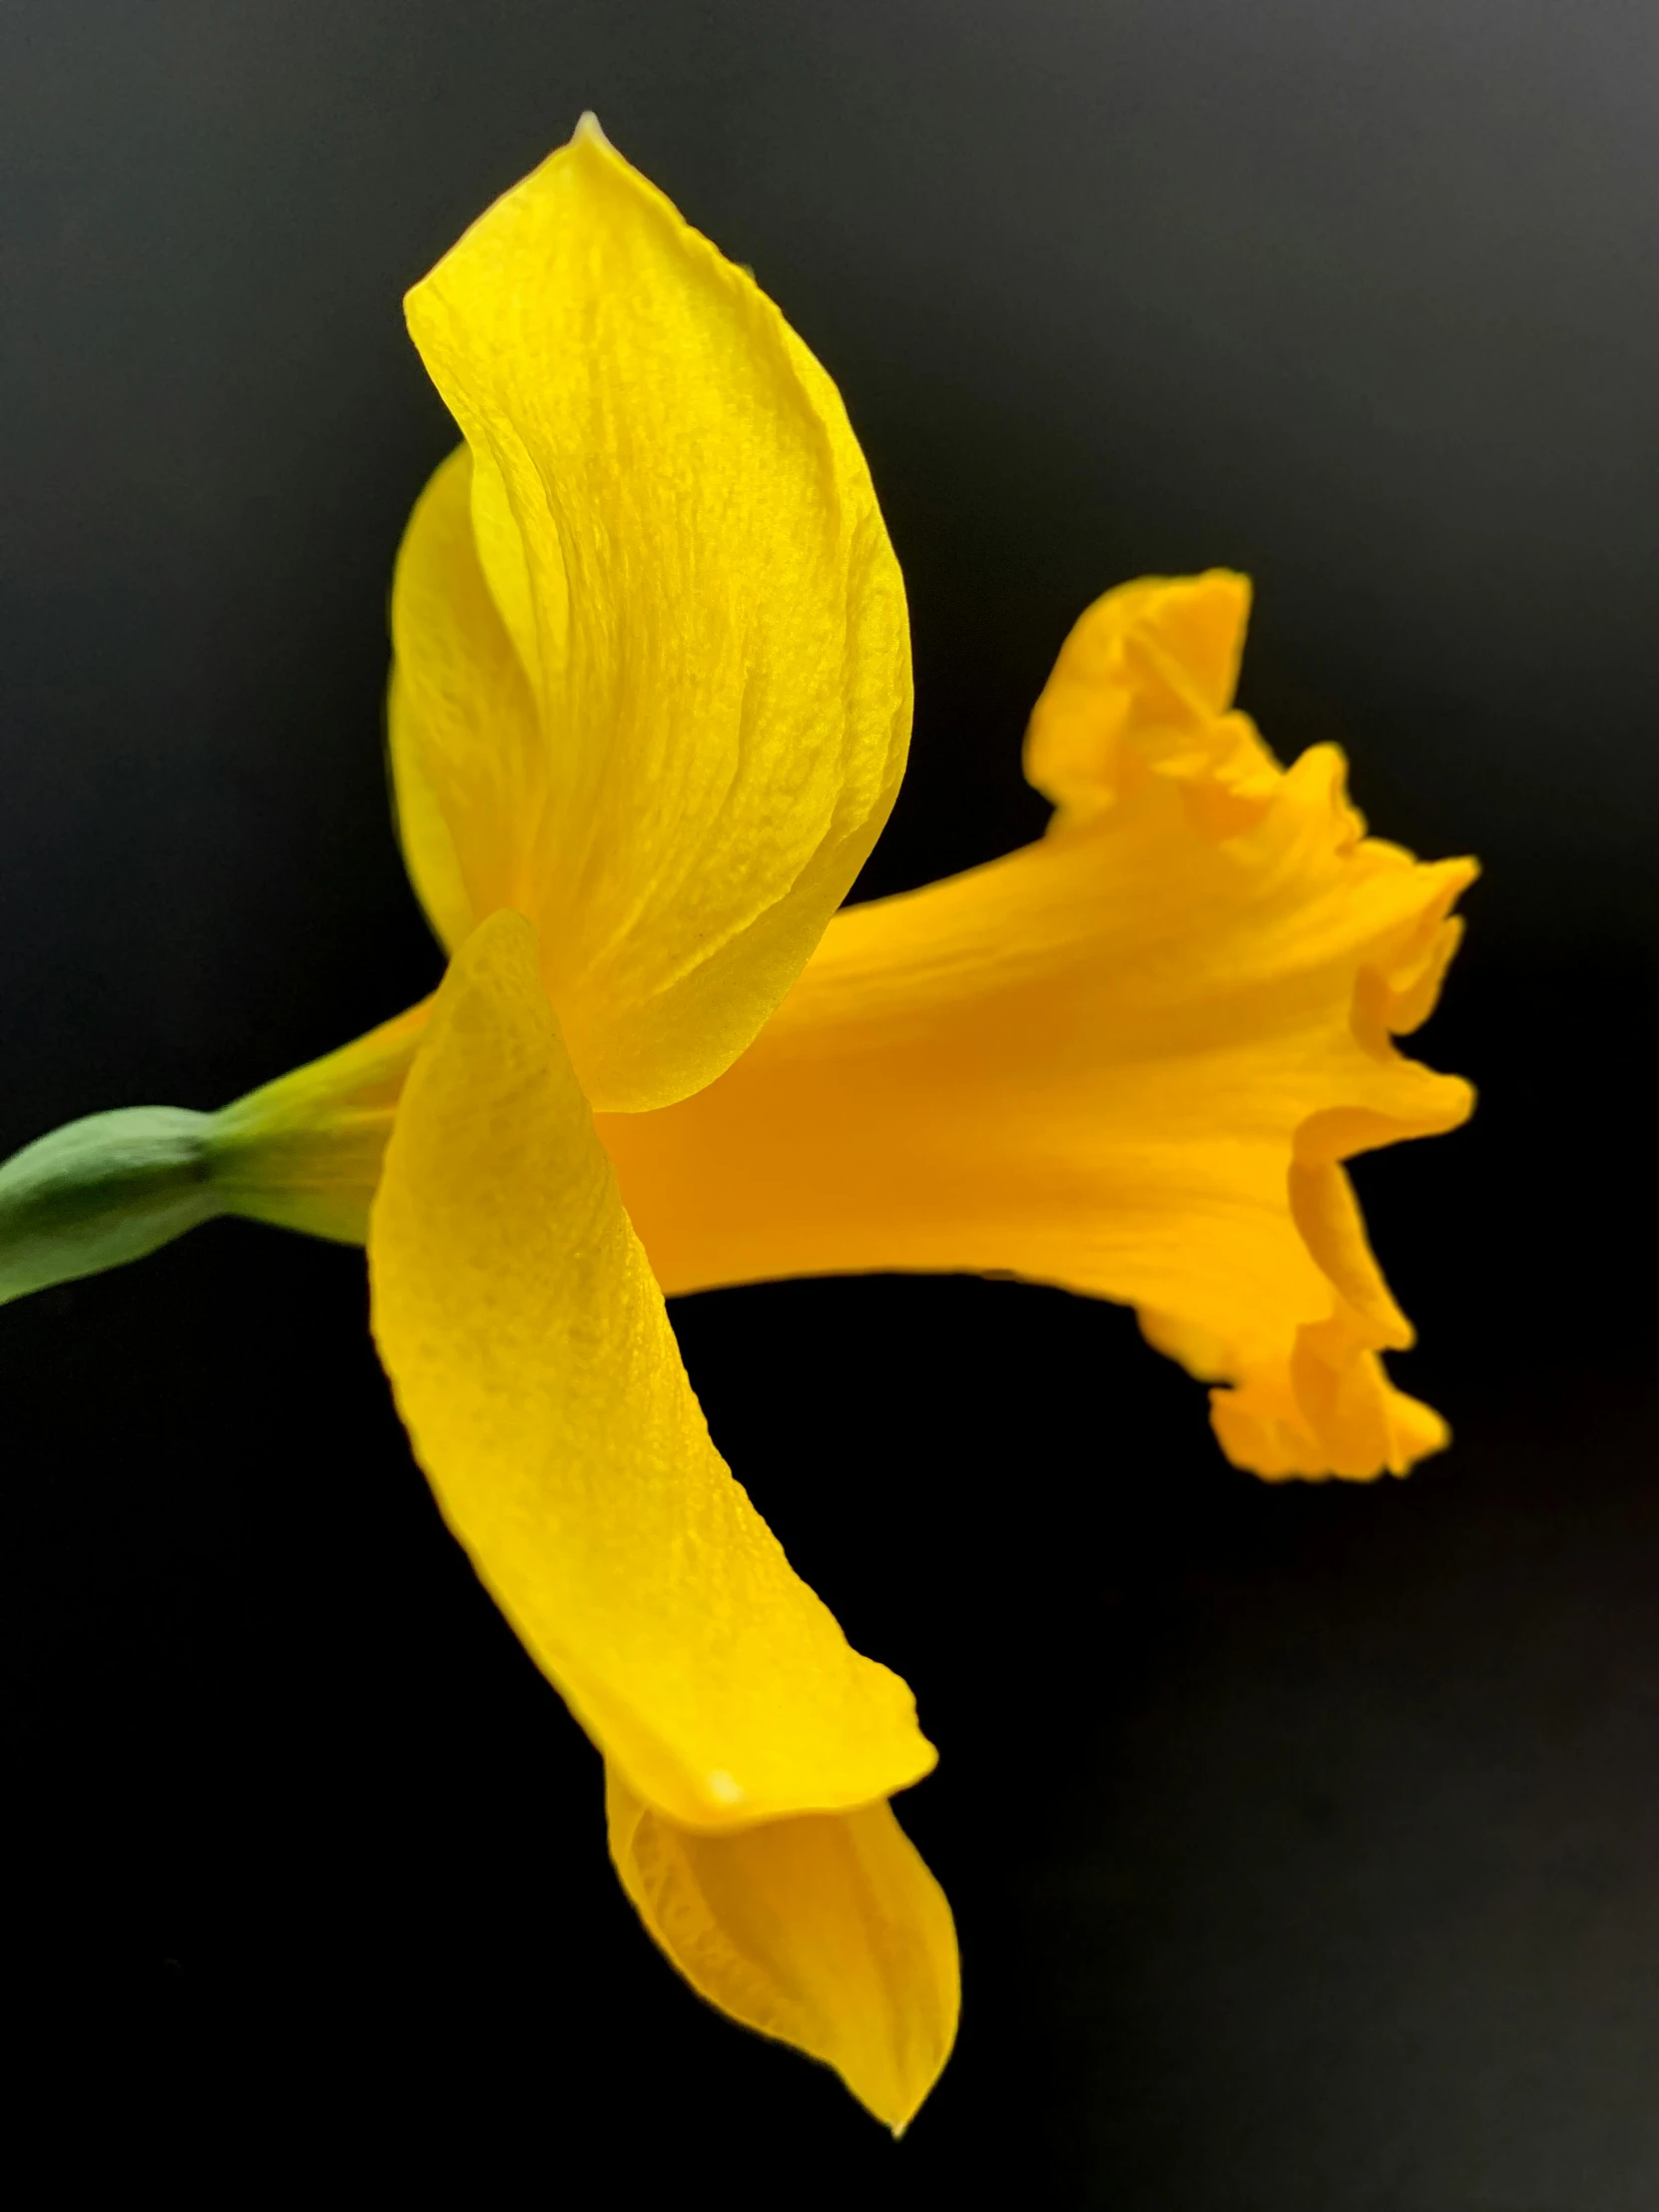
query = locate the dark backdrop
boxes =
[4,5,1657,2205]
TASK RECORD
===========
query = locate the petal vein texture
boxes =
[397,117,911,1112]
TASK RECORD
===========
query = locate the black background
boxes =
[4,5,1658,2204]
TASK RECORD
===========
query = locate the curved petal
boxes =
[401,117,911,1112]
[597,578,1475,1481]
[606,1763,958,2134]
[368,909,934,1829]
[386,444,546,952]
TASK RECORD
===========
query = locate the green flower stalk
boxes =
[0,1107,219,1305]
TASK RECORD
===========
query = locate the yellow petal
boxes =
[386,444,547,952]
[400,117,911,1112]
[368,908,934,1828]
[606,1763,958,2134]
[597,577,1475,1482]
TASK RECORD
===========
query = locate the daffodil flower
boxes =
[0,119,1474,2130]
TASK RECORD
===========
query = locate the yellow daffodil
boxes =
[0,117,1474,2130]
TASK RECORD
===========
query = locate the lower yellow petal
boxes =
[597,721,1473,1484]
[606,1763,959,2134]
[368,908,934,1830]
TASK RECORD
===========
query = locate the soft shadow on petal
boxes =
[368,910,934,1829]
[386,444,547,952]
[607,1763,959,2134]
[401,117,911,1112]
[597,576,1475,1482]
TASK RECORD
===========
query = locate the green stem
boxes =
[0,998,430,1308]
[0,1108,223,1305]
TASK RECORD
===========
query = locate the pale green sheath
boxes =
[0,1004,423,1305]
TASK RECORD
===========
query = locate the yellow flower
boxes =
[0,117,1474,2130]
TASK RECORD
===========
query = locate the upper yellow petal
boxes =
[597,576,1475,1482]
[400,117,911,1112]
[606,1763,959,2134]
[367,908,935,1829]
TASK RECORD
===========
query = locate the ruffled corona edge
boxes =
[1135,759,1472,1477]
[1030,570,1475,1478]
